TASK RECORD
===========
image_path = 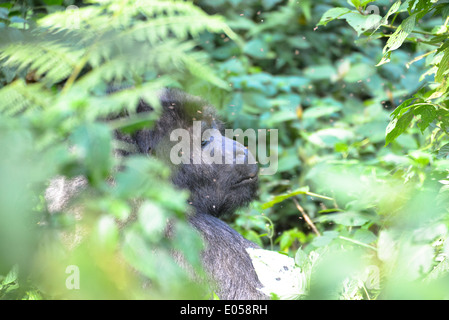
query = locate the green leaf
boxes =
[138,201,167,242]
[377,230,397,263]
[0,8,8,20]
[303,105,341,119]
[343,12,382,36]
[311,231,339,247]
[385,110,414,146]
[262,0,283,10]
[353,229,377,244]
[43,0,64,5]
[377,12,418,65]
[413,104,436,133]
[243,38,271,59]
[70,123,112,185]
[261,186,310,209]
[95,215,119,251]
[317,7,352,26]
[308,128,355,148]
[382,13,417,55]
[261,187,332,210]
[437,143,449,159]
[391,98,416,118]
[371,0,402,34]
[304,65,337,80]
[3,265,19,285]
[113,157,170,198]
[172,221,204,269]
[316,211,370,227]
[349,0,361,8]
[343,63,376,82]
[294,248,309,271]
[435,47,449,83]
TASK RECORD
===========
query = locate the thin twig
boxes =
[406,49,437,69]
[381,23,434,36]
[338,236,378,252]
[292,197,321,237]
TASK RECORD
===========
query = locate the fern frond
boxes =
[80,77,174,120]
[182,54,229,90]
[73,39,192,89]
[0,0,235,118]
[0,79,53,116]
[0,40,83,85]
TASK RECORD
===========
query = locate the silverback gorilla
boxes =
[47,88,268,300]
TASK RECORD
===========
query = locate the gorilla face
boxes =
[173,122,259,217]
[132,88,259,217]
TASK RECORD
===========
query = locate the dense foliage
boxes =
[1,0,449,300]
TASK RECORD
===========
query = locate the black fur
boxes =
[128,88,267,299]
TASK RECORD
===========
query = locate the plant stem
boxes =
[292,197,321,237]
[381,23,434,36]
[338,235,378,251]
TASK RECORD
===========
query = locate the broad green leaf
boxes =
[353,229,377,244]
[243,38,271,59]
[349,0,361,8]
[311,231,339,247]
[262,0,283,10]
[316,211,370,227]
[317,7,352,26]
[43,0,63,4]
[413,104,436,133]
[435,47,449,83]
[308,128,355,148]
[261,187,332,210]
[294,248,310,271]
[303,105,341,119]
[122,230,157,279]
[343,12,382,36]
[95,215,119,251]
[261,186,332,209]
[383,13,417,54]
[138,201,167,241]
[437,143,449,159]
[391,98,416,118]
[343,63,376,82]
[304,65,337,80]
[261,186,310,209]
[399,242,434,279]
[385,110,414,146]
[3,265,19,285]
[277,152,301,172]
[371,0,402,34]
[377,230,397,263]
[172,221,204,269]
[70,123,112,185]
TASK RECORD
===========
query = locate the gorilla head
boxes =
[131,88,259,217]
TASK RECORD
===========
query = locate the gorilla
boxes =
[46,88,268,300]
[127,89,267,299]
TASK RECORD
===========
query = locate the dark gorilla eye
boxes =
[201,139,209,148]
[201,135,214,148]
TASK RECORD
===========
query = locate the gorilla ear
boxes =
[133,98,157,154]
[137,98,154,113]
